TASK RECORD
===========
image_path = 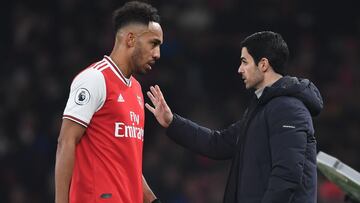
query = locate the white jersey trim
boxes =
[63,115,88,127]
[93,59,107,71]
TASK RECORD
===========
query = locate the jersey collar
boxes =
[104,55,132,87]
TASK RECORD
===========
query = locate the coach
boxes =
[146,31,323,203]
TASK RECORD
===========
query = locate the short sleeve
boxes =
[63,68,106,127]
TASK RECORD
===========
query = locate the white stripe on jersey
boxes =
[90,59,109,72]
[92,60,105,69]
[91,59,106,69]
[98,65,108,72]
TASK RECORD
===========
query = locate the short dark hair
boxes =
[112,1,160,32]
[240,31,289,75]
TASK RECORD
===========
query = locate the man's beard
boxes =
[131,47,147,75]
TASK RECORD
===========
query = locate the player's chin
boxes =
[144,64,153,72]
[145,63,152,70]
[137,66,151,75]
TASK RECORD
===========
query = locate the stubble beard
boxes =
[131,47,147,75]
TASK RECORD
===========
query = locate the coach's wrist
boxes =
[166,113,174,127]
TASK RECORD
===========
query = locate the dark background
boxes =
[0,0,359,202]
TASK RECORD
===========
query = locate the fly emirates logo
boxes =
[114,111,144,141]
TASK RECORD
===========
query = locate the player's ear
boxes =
[126,32,136,47]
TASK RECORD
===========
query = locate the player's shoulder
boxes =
[72,68,103,85]
[72,60,108,83]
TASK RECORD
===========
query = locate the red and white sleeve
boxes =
[63,68,106,127]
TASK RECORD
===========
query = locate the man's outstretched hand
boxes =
[145,85,173,128]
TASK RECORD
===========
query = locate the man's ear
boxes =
[126,32,136,47]
[258,58,270,72]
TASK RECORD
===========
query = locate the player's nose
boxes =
[153,46,160,60]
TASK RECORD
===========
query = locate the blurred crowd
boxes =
[1,0,359,202]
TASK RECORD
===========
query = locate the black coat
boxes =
[166,76,323,203]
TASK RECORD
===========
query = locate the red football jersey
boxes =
[63,56,145,203]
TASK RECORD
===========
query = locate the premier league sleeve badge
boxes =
[75,88,91,105]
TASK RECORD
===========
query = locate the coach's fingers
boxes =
[147,91,157,106]
[145,103,155,114]
[154,85,170,110]
[155,85,164,99]
[159,94,169,109]
[150,86,159,99]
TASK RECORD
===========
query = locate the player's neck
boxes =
[109,51,132,79]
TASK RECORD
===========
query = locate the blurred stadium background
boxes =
[0,0,359,202]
